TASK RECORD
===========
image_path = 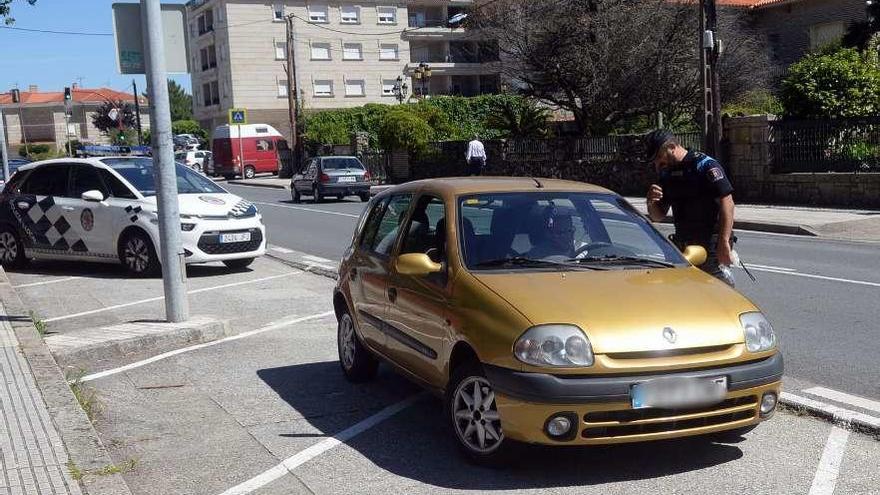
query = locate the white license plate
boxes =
[338,176,356,182]
[219,232,251,243]
[631,376,727,409]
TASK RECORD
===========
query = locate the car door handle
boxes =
[387,287,397,303]
[61,206,75,211]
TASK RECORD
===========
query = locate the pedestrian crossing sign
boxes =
[228,108,248,125]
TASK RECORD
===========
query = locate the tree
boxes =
[486,99,550,138]
[171,120,207,140]
[780,46,880,118]
[469,0,772,134]
[0,0,36,25]
[168,80,193,121]
[91,100,138,144]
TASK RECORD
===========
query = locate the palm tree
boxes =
[488,99,551,139]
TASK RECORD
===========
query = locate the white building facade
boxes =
[186,0,500,139]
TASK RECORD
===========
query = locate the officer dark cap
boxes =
[644,129,675,161]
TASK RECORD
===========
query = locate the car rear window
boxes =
[322,158,364,171]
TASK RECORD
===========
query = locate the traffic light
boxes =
[64,87,72,101]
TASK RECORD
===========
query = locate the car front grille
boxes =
[581,395,758,441]
[197,228,263,255]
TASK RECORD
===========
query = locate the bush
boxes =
[171,119,208,140]
[20,144,51,157]
[723,90,784,117]
[781,47,880,118]
[378,109,435,155]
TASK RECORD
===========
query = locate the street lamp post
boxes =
[392,75,408,104]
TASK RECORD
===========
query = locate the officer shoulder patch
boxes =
[708,167,725,182]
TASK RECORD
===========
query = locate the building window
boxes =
[377,6,396,24]
[198,10,214,35]
[211,81,219,105]
[308,4,328,23]
[202,82,212,106]
[273,3,285,21]
[314,79,333,97]
[379,43,398,60]
[345,79,365,97]
[200,48,209,71]
[311,42,331,60]
[208,45,217,68]
[189,22,196,38]
[275,41,287,60]
[382,79,396,96]
[343,43,363,60]
[340,5,359,24]
[277,79,289,97]
[809,21,846,50]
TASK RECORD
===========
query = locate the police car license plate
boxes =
[338,176,356,182]
[631,376,727,410]
[220,232,251,243]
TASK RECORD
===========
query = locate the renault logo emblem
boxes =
[662,327,677,344]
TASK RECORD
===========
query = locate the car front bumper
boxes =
[178,215,266,263]
[485,353,783,445]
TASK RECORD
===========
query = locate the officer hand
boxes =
[647,184,663,203]
[716,239,733,266]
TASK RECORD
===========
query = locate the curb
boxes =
[265,252,339,280]
[780,392,880,438]
[49,317,232,373]
[228,179,289,190]
[649,215,818,237]
[0,268,132,495]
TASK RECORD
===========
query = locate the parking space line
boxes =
[79,311,334,383]
[269,245,294,254]
[808,426,850,495]
[12,276,82,288]
[742,263,796,272]
[740,266,880,288]
[251,201,361,218]
[218,393,424,495]
[44,272,303,323]
[803,387,880,414]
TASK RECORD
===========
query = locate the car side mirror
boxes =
[81,190,105,202]
[396,253,443,276]
[682,245,707,266]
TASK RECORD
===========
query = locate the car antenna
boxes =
[532,178,543,188]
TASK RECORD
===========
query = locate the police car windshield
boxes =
[102,158,225,196]
[459,192,686,270]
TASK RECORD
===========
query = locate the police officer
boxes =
[644,129,736,286]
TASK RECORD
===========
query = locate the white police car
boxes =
[0,157,266,276]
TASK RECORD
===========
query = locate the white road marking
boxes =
[780,392,880,430]
[302,254,333,264]
[742,263,796,272]
[744,266,880,288]
[79,311,334,383]
[44,272,303,323]
[12,276,82,288]
[804,387,880,414]
[218,393,424,495]
[808,426,850,495]
[251,201,361,218]
[269,245,294,254]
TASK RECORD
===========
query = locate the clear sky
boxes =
[0,0,191,96]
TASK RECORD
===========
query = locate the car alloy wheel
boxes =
[452,376,504,454]
[124,236,151,273]
[0,231,19,264]
[244,166,256,179]
[339,313,356,370]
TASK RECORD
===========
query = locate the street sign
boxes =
[112,3,190,74]
[229,109,248,125]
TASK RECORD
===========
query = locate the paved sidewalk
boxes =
[0,303,82,495]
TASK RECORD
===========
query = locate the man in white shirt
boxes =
[465,135,486,176]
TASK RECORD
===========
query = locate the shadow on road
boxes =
[258,360,744,490]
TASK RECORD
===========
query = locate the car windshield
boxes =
[102,157,226,196]
[322,158,364,170]
[459,192,686,270]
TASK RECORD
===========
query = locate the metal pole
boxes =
[63,105,72,157]
[707,0,723,158]
[133,79,144,145]
[141,0,189,322]
[285,15,298,157]
[17,104,28,157]
[0,109,9,183]
[238,123,244,178]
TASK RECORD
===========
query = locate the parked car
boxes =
[0,158,30,189]
[333,177,782,464]
[291,156,371,203]
[0,157,266,275]
[211,124,287,179]
[175,150,212,172]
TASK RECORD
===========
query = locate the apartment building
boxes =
[186,0,501,139]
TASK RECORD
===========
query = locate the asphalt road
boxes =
[227,183,880,401]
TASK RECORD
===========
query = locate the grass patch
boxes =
[67,460,83,481]
[29,310,47,335]
[67,458,136,480]
[66,370,100,422]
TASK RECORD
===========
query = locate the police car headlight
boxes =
[740,312,776,352]
[514,325,594,367]
[181,223,196,231]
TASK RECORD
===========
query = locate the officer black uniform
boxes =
[647,133,734,282]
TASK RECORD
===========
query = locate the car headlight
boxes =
[514,324,594,367]
[740,312,776,352]
[181,223,196,231]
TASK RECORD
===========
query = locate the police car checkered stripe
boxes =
[229,199,254,217]
[12,195,91,254]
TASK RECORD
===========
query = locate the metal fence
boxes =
[770,118,880,173]
[358,151,391,184]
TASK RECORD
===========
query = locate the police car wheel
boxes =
[0,227,26,268]
[119,230,159,277]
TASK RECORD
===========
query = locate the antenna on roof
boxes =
[532,178,543,188]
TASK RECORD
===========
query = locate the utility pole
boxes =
[12,89,28,156]
[0,108,9,183]
[63,87,72,157]
[141,0,189,322]
[285,14,302,173]
[699,0,722,157]
[133,79,144,145]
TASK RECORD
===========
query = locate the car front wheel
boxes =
[119,230,160,277]
[446,361,511,465]
[0,226,27,268]
[337,310,378,382]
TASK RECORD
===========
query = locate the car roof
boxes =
[377,177,614,197]
[16,157,115,173]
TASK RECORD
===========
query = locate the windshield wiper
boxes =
[474,256,607,270]
[569,255,676,268]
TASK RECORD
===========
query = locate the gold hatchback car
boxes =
[333,178,782,463]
